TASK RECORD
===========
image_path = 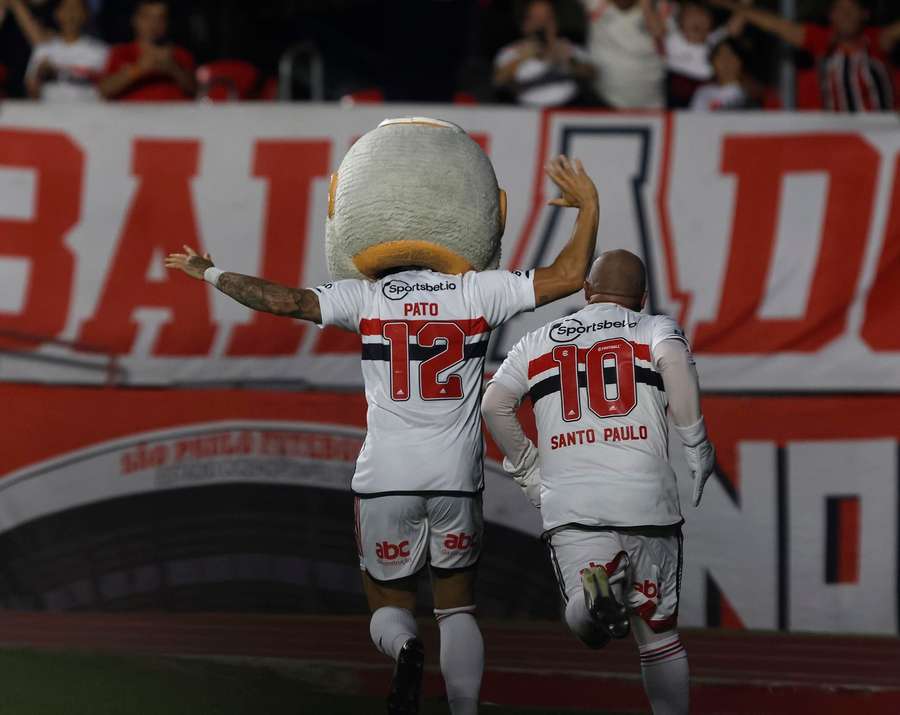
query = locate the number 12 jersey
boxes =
[491,302,688,530]
[315,269,535,495]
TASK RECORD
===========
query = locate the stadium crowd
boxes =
[0,0,898,110]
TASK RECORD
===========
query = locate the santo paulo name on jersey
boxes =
[491,303,688,531]
[314,269,535,495]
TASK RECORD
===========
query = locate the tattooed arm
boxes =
[164,245,322,323]
[216,273,322,322]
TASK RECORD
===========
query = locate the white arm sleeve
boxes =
[484,335,533,466]
[489,334,531,396]
[312,279,372,332]
[25,43,49,80]
[482,382,532,469]
[654,338,702,429]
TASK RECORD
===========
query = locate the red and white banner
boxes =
[1,105,899,633]
[1,105,898,390]
[0,385,539,538]
[0,384,896,633]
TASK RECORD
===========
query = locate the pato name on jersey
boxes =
[404,302,439,316]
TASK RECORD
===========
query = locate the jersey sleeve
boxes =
[103,44,128,76]
[490,335,531,398]
[24,43,49,80]
[707,25,729,48]
[93,43,111,74]
[174,46,196,73]
[649,315,690,363]
[801,23,833,57]
[569,41,591,64]
[312,279,372,332]
[494,43,519,68]
[467,270,536,328]
[865,27,889,61]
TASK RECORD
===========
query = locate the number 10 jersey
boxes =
[491,302,688,530]
[314,269,535,495]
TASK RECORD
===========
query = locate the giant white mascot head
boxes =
[326,117,507,280]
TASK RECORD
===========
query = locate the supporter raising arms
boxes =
[98,0,195,101]
[665,0,750,107]
[3,0,108,101]
[580,0,667,108]
[2,0,50,47]
[712,0,900,111]
[494,0,596,107]
[690,37,751,110]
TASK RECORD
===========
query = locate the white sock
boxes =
[369,606,418,661]
[638,631,689,715]
[435,607,483,715]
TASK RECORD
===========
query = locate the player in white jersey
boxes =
[482,250,715,715]
[165,156,600,715]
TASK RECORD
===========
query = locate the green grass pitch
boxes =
[0,648,625,714]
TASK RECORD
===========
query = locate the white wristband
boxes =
[203,267,224,287]
[673,416,708,448]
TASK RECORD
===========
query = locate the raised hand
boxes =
[164,245,214,280]
[545,155,599,209]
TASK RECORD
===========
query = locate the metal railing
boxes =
[779,0,797,109]
[278,43,324,101]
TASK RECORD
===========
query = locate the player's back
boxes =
[501,302,684,530]
[314,268,535,496]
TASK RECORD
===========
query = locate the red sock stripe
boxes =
[640,639,685,664]
[640,638,681,657]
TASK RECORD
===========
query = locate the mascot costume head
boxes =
[326,117,507,280]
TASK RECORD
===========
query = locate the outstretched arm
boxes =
[724,0,755,36]
[638,0,666,41]
[710,0,804,47]
[7,0,50,47]
[531,156,600,307]
[880,20,900,52]
[164,246,321,323]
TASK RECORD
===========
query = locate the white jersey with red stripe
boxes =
[314,269,535,495]
[491,302,687,530]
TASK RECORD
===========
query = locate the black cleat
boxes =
[387,637,424,715]
[582,565,630,641]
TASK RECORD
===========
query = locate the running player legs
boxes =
[548,527,689,715]
[362,492,484,715]
[364,569,482,715]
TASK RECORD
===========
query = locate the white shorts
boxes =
[354,494,483,582]
[545,525,683,632]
